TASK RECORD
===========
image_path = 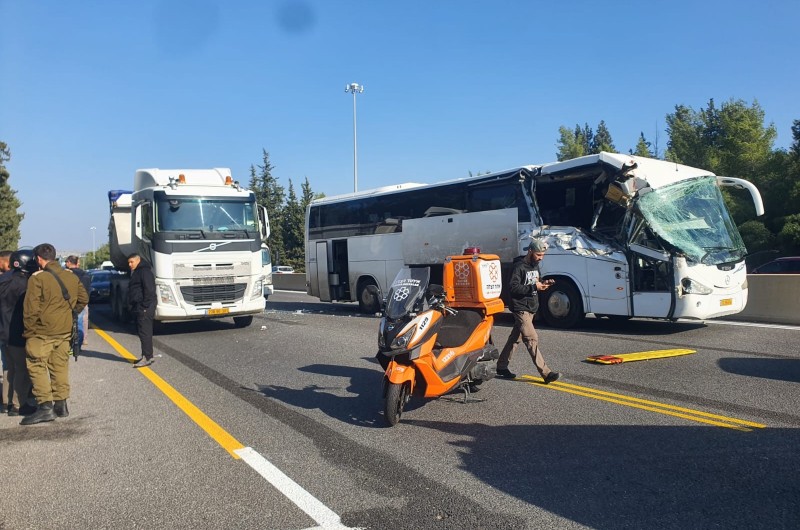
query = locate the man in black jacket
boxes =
[496,239,561,383]
[127,253,157,368]
[0,249,38,416]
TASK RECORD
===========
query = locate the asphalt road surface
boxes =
[2,290,799,529]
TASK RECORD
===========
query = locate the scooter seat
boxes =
[435,309,484,349]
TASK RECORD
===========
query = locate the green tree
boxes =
[557,121,618,160]
[248,149,285,264]
[85,243,111,269]
[737,220,776,254]
[665,98,776,178]
[631,132,653,157]
[556,125,587,161]
[281,179,305,271]
[591,120,616,153]
[778,214,800,253]
[0,141,24,250]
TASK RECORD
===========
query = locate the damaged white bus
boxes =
[305,152,763,327]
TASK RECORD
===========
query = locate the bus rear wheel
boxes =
[539,279,584,329]
[357,280,381,314]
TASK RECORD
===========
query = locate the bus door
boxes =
[330,239,350,301]
[628,244,675,318]
[313,241,332,302]
[585,256,630,316]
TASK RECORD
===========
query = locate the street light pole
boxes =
[345,82,364,193]
[90,226,96,267]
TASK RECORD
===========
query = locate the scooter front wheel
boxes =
[384,382,408,426]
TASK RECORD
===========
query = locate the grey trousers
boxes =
[497,310,552,377]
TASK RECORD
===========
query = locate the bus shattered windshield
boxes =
[637,176,746,265]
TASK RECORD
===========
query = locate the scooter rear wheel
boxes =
[384,382,408,426]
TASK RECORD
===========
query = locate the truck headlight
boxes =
[251,277,264,299]
[157,283,177,305]
[681,277,712,295]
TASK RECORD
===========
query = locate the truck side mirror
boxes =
[258,206,271,240]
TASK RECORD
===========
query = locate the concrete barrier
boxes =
[271,272,799,325]
[272,273,307,292]
[725,275,800,325]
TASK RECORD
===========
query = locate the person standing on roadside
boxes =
[0,249,14,413]
[0,250,13,412]
[128,253,157,368]
[0,250,11,274]
[21,243,88,425]
[0,249,39,416]
[496,239,561,384]
[65,255,91,353]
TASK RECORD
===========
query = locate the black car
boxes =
[89,270,114,303]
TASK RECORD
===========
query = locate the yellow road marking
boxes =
[95,328,246,458]
[517,375,766,432]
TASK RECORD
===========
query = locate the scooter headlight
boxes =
[391,326,416,349]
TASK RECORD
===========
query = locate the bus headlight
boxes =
[681,277,712,295]
[157,283,177,306]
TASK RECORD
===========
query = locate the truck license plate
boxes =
[207,308,230,315]
[720,298,733,307]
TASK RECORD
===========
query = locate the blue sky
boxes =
[1,0,798,252]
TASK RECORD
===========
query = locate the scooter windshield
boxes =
[385,267,430,320]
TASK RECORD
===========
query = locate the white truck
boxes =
[108,168,271,327]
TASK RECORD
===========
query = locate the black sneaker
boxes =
[496,368,517,379]
[542,372,561,384]
[133,357,154,368]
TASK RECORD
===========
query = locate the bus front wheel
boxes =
[357,280,381,314]
[539,279,584,329]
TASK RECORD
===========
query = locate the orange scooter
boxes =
[375,250,504,426]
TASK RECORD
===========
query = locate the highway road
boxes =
[2,290,799,529]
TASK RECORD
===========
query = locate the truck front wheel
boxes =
[233,315,254,328]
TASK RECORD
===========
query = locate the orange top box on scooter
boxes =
[443,249,505,315]
[377,248,503,426]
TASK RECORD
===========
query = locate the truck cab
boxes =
[108,168,270,327]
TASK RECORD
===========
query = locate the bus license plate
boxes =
[720,298,733,307]
[207,308,230,315]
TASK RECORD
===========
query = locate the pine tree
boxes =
[556,125,586,161]
[591,120,616,153]
[0,141,24,250]
[248,149,285,265]
[631,133,653,157]
[281,179,305,270]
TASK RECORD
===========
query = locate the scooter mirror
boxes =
[427,284,445,297]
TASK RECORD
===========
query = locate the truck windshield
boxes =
[637,176,746,265]
[155,197,257,233]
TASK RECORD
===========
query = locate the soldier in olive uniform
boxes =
[21,243,88,425]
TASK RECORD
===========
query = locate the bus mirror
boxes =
[717,177,765,216]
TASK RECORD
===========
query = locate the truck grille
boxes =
[180,283,246,303]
